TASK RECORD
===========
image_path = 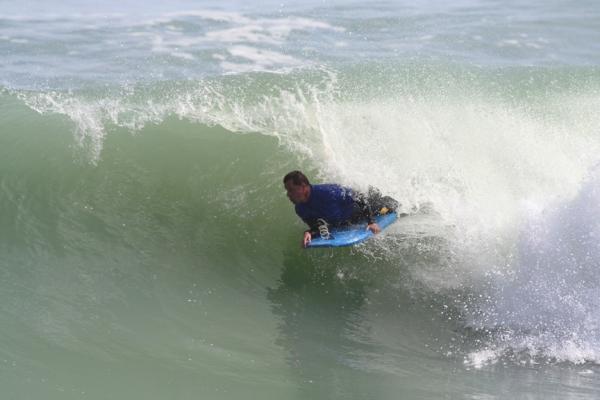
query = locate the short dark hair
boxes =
[283,170,310,186]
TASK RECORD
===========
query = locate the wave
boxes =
[3,63,600,366]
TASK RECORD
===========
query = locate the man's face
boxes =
[284,181,310,204]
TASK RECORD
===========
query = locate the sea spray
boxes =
[464,165,600,366]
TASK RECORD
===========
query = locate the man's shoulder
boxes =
[312,183,353,199]
[312,183,343,192]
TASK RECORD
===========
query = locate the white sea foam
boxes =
[463,164,600,365]
[497,38,546,50]
[170,51,195,61]
[227,46,301,67]
[161,10,251,24]
[2,8,343,76]
[0,13,127,22]
[131,12,344,73]
[498,39,521,47]
[202,15,343,73]
[205,25,282,46]
[9,38,29,44]
[150,12,344,46]
[464,348,500,369]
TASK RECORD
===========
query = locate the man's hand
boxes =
[367,223,381,234]
[302,231,312,248]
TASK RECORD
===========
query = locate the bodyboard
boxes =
[306,212,398,248]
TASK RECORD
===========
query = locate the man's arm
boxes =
[301,218,320,248]
[352,191,380,233]
[302,231,312,248]
[301,217,320,236]
[353,191,376,224]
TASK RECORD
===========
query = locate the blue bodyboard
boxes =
[306,212,398,248]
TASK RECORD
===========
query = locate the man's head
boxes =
[283,170,311,204]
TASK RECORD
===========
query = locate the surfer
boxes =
[283,170,398,248]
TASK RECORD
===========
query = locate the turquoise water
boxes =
[2,1,600,398]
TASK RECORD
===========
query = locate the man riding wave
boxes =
[283,170,398,247]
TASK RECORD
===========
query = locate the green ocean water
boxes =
[0,90,455,398]
[3,63,600,398]
[3,1,600,398]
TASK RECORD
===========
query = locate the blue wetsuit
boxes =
[295,184,375,234]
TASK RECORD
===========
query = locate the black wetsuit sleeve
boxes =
[302,218,320,236]
[353,192,376,224]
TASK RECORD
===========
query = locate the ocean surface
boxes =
[2,0,600,398]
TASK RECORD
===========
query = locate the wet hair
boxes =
[283,170,310,186]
